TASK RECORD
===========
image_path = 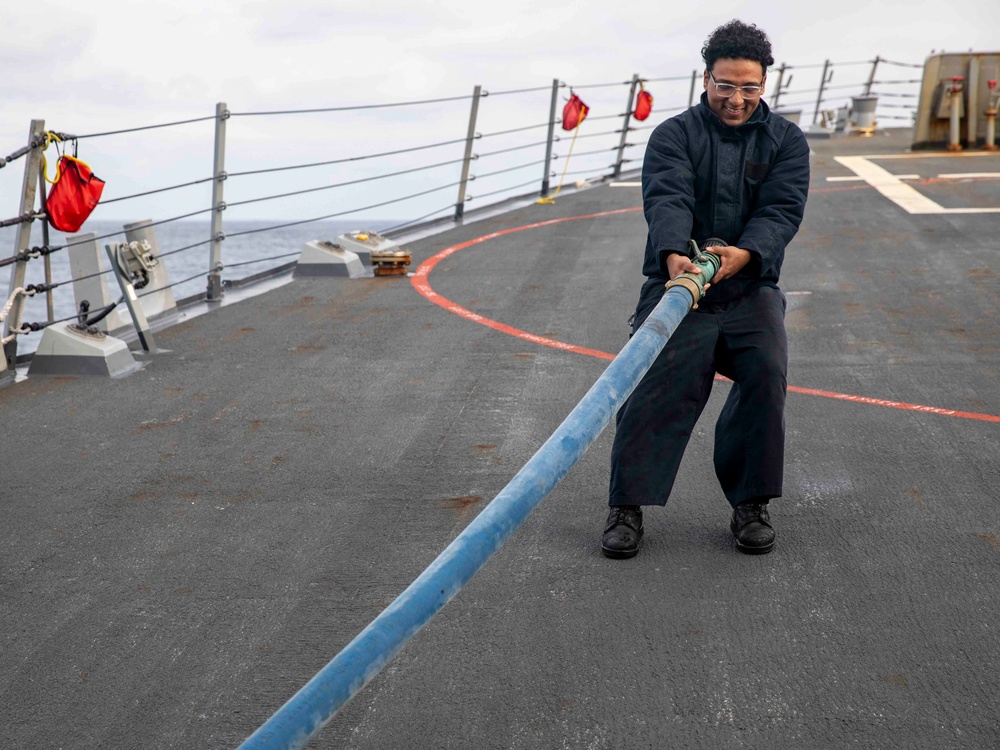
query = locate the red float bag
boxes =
[634,85,653,121]
[562,93,590,131]
[46,155,105,233]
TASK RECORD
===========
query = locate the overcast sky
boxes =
[3,0,999,223]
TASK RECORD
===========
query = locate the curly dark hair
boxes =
[701,20,774,72]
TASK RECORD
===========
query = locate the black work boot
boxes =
[602,505,643,559]
[730,500,775,555]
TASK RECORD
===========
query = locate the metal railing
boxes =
[1,56,922,370]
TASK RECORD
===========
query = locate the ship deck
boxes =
[2,129,999,749]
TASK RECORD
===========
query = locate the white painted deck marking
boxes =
[937,172,1000,179]
[826,174,920,182]
[834,154,1000,214]
[609,181,641,187]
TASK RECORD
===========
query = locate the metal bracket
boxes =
[114,239,158,289]
[105,243,160,353]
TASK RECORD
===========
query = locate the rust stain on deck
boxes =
[976,533,1000,550]
[880,674,909,689]
[439,495,484,517]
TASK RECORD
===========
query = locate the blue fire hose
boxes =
[237,246,721,750]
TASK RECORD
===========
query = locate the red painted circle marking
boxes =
[410,209,1000,424]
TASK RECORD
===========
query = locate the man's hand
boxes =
[666,252,710,292]
[707,245,752,282]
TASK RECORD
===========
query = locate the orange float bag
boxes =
[634,85,653,121]
[562,93,590,130]
[46,155,105,233]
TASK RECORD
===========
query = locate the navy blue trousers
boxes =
[608,278,787,509]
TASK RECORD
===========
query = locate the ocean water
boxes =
[0,219,397,354]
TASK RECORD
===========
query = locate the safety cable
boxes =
[880,59,923,68]
[777,84,863,97]
[486,84,565,97]
[572,129,623,141]
[23,281,64,295]
[780,60,872,70]
[0,244,58,269]
[553,146,616,160]
[774,100,827,109]
[0,144,33,171]
[642,75,695,83]
[226,136,476,178]
[0,212,42,229]
[137,267,220,298]
[581,113,629,123]
[223,252,301,270]
[472,159,548,180]
[377,204,457,234]
[60,264,114,285]
[224,180,464,238]
[0,130,74,170]
[12,234,212,299]
[225,157,469,209]
[0,207,214,270]
[559,167,614,179]
[98,176,216,205]
[479,121,556,138]
[571,80,632,90]
[476,139,553,159]
[829,82,901,92]
[14,297,123,336]
[467,177,544,202]
[231,93,476,117]
[154,237,214,261]
[870,79,922,85]
[73,115,219,140]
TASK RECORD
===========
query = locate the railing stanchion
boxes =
[772,63,788,110]
[541,79,560,197]
[36,167,53,322]
[3,118,45,376]
[813,59,833,126]
[864,56,881,96]
[613,74,640,179]
[688,69,699,107]
[207,101,228,303]
[454,85,482,222]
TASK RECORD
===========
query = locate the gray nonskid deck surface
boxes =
[1,130,998,749]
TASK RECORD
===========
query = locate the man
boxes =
[602,19,810,558]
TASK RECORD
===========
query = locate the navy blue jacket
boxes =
[641,94,810,299]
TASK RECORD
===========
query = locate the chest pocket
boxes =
[745,162,770,181]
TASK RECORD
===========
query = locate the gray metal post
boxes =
[454,85,482,222]
[966,56,980,147]
[613,75,641,179]
[772,63,788,109]
[864,56,881,96]
[207,102,228,303]
[541,79,560,197]
[3,119,45,374]
[688,69,699,107]
[813,60,833,125]
[36,168,54,322]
